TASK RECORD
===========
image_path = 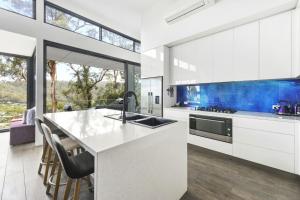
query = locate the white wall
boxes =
[141,0,297,52]
[49,0,141,40]
[0,30,36,56]
[0,0,140,145]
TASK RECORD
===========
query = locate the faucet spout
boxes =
[122,91,139,124]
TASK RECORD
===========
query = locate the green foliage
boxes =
[62,65,108,109]
[0,103,26,129]
[95,82,125,105]
[0,55,27,81]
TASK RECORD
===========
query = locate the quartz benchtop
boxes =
[44,109,184,155]
[166,107,300,122]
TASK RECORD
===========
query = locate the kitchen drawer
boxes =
[188,134,233,156]
[163,109,189,122]
[233,143,294,173]
[234,127,294,154]
[233,117,294,135]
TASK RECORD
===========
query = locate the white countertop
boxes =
[44,109,183,155]
[166,107,300,122]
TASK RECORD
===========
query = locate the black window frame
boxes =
[44,1,141,53]
[0,0,36,19]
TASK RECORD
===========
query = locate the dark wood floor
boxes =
[0,132,299,200]
[182,145,300,200]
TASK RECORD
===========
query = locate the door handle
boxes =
[148,92,151,113]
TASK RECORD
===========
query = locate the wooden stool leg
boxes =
[43,147,52,185]
[53,164,62,200]
[73,179,81,200]
[46,154,58,194]
[64,178,73,200]
[38,142,49,175]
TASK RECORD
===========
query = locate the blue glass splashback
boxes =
[177,79,300,113]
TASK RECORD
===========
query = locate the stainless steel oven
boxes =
[189,114,232,143]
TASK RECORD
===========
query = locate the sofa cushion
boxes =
[26,107,35,125]
[22,110,28,124]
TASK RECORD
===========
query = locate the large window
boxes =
[0,0,35,18]
[0,55,28,130]
[45,5,100,40]
[44,2,140,53]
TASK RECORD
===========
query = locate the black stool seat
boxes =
[69,152,94,179]
[51,134,94,179]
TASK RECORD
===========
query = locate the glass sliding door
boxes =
[127,64,141,113]
[0,54,28,130]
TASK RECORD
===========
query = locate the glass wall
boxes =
[0,55,28,130]
[46,45,129,112]
[0,0,35,18]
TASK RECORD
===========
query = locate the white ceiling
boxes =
[0,29,36,57]
[47,46,125,71]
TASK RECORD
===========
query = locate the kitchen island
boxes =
[44,109,187,200]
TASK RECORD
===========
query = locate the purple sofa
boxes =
[10,119,35,145]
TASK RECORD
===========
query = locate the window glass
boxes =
[45,5,100,40]
[46,59,125,112]
[0,0,34,18]
[0,55,28,130]
[135,42,141,53]
[102,28,134,51]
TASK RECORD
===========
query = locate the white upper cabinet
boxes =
[170,36,213,85]
[260,11,292,79]
[168,11,293,85]
[212,29,234,82]
[233,22,259,81]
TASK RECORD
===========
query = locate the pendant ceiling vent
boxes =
[165,0,215,24]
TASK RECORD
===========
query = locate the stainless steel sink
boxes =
[131,117,177,129]
[105,113,177,128]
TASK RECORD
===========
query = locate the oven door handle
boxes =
[189,117,225,124]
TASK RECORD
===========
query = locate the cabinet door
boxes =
[260,12,292,79]
[170,36,213,84]
[141,47,164,78]
[233,22,259,81]
[212,29,234,82]
[151,77,162,117]
[140,79,151,115]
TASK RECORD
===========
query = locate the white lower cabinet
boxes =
[233,143,295,173]
[233,118,295,173]
[164,108,298,174]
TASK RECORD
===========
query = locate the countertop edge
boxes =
[164,107,300,123]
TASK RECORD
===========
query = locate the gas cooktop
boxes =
[194,106,237,114]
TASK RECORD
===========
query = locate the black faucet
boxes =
[122,91,139,124]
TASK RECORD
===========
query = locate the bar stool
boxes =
[35,118,66,177]
[51,134,94,200]
[39,122,79,200]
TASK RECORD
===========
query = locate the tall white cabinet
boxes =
[233,22,259,81]
[260,12,292,79]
